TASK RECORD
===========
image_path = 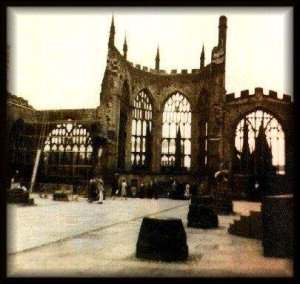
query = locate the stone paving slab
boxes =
[7,195,187,254]
[7,195,293,277]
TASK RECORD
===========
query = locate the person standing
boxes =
[184,183,191,200]
[96,177,105,204]
[121,178,127,200]
[10,170,21,190]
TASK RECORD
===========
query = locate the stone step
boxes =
[228,211,262,240]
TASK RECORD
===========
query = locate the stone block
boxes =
[136,217,188,261]
[240,90,249,98]
[53,191,69,201]
[249,211,263,240]
[254,87,263,95]
[181,69,188,74]
[226,93,235,102]
[283,94,291,103]
[262,195,293,258]
[269,90,277,99]
[187,204,219,229]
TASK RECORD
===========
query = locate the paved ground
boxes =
[7,194,293,277]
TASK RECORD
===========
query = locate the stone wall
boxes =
[223,88,294,179]
[6,15,294,193]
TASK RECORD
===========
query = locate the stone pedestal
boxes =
[187,204,219,229]
[136,217,188,261]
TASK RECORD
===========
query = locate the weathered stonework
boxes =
[7,15,294,193]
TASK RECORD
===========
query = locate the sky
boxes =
[7,7,293,110]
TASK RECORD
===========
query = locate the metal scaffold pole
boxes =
[29,111,48,193]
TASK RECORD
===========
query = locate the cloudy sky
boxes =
[7,7,293,110]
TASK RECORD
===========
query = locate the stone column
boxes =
[152,110,162,173]
[125,105,133,171]
[190,109,200,173]
[198,116,206,175]
[207,73,226,177]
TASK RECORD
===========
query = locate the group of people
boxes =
[112,177,160,199]
[88,176,105,204]
[10,170,28,193]
[169,179,194,200]
[87,176,129,204]
[87,175,197,204]
[9,169,198,204]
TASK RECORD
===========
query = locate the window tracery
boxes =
[161,92,192,171]
[43,120,93,180]
[131,90,153,169]
[235,110,285,174]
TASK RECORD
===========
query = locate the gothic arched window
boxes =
[235,110,285,174]
[161,92,192,171]
[131,90,153,169]
[43,120,93,181]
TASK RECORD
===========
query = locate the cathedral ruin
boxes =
[7,15,294,199]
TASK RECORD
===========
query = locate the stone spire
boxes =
[108,15,115,48]
[123,33,128,60]
[155,46,160,71]
[200,44,205,70]
[254,122,273,176]
[218,15,227,51]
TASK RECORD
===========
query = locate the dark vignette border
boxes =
[0,0,297,284]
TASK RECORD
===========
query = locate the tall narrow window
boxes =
[131,90,153,170]
[235,110,285,174]
[161,92,192,171]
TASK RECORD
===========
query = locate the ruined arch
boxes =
[233,108,285,174]
[232,106,287,135]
